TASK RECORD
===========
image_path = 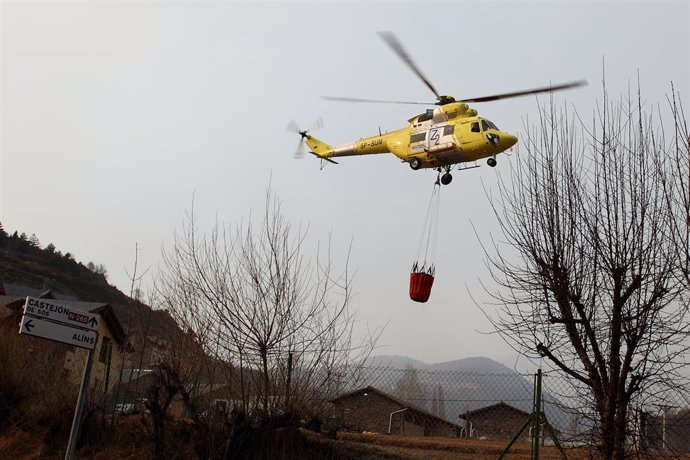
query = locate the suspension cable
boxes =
[413,180,441,275]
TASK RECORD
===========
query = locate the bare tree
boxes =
[663,87,690,289]
[483,83,690,459]
[157,188,378,421]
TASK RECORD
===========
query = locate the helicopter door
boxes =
[458,121,485,151]
[426,124,456,151]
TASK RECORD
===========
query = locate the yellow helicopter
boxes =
[290,32,586,185]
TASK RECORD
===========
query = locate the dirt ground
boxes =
[2,424,688,459]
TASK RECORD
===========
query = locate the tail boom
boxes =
[304,132,398,163]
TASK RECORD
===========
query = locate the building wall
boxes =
[401,415,424,436]
[424,417,457,437]
[643,412,690,453]
[331,392,457,437]
[467,408,528,440]
[403,411,457,437]
[332,392,404,434]
[0,315,77,414]
[63,320,123,395]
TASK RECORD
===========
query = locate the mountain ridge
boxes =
[366,354,516,374]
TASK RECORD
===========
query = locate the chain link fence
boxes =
[310,366,690,459]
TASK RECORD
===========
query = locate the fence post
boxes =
[500,368,567,460]
[532,369,542,460]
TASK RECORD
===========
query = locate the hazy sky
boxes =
[2,1,688,367]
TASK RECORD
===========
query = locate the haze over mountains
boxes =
[366,355,517,374]
[361,354,571,430]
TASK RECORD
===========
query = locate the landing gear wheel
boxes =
[487,158,497,167]
[440,173,453,185]
[409,158,422,170]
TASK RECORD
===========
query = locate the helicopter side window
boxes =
[471,122,480,133]
[410,132,426,143]
[443,125,455,136]
[481,120,491,132]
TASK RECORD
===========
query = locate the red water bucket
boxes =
[409,272,435,303]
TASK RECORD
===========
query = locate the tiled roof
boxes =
[458,401,529,419]
[3,283,78,301]
[0,295,24,311]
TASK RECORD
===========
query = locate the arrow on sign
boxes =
[24,319,34,332]
[88,317,98,328]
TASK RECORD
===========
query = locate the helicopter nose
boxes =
[502,132,518,149]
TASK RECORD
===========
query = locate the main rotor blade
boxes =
[378,31,440,99]
[458,80,588,103]
[321,95,432,105]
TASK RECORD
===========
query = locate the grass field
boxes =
[4,424,690,459]
[337,432,591,459]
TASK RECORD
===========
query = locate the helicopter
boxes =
[290,32,586,185]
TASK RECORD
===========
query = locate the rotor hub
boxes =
[436,95,456,105]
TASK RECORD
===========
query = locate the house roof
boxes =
[458,401,529,420]
[3,283,78,301]
[329,385,462,430]
[0,295,24,312]
[0,293,126,346]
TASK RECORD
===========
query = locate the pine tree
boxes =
[29,233,40,247]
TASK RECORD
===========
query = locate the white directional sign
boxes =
[18,299,102,460]
[23,297,100,331]
[19,315,98,350]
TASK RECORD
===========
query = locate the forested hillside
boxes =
[0,222,166,335]
[0,222,129,303]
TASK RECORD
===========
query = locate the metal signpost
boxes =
[18,297,100,460]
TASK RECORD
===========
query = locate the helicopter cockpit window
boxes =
[471,122,480,133]
[481,120,490,132]
[485,119,499,130]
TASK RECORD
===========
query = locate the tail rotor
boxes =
[287,117,323,159]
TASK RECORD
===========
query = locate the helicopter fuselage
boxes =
[305,102,517,170]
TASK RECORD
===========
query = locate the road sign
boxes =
[23,296,100,331]
[17,298,101,460]
[19,315,98,350]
